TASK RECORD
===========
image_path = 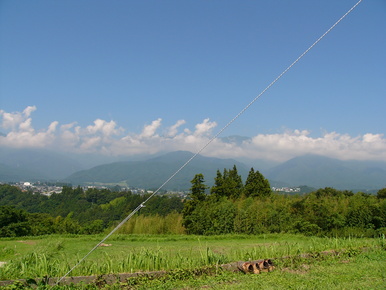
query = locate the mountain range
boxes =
[1,147,385,191]
[267,154,386,190]
[64,151,250,190]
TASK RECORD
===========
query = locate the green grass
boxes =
[142,248,385,290]
[0,233,384,288]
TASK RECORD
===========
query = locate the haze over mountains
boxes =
[268,155,386,190]
[64,151,250,190]
[1,146,386,191]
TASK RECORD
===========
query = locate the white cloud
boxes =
[194,118,217,136]
[167,120,186,137]
[140,118,162,138]
[238,130,386,161]
[19,118,34,132]
[47,121,58,133]
[1,106,386,162]
[0,106,36,130]
[86,119,123,136]
[80,136,102,151]
[0,106,57,148]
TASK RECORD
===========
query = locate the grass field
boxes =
[0,234,385,289]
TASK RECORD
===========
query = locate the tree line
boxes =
[1,165,385,238]
[182,167,386,237]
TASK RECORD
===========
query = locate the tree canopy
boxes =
[182,166,386,237]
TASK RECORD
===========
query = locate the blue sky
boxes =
[1,0,385,162]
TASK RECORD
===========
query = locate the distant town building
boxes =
[272,186,301,193]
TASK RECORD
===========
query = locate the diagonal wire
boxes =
[144,0,363,205]
[55,0,362,285]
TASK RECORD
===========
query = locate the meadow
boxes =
[0,233,385,289]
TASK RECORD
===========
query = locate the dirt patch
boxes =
[99,243,112,247]
[17,240,36,245]
[0,262,7,267]
[320,249,339,255]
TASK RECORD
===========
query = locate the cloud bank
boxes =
[1,106,385,162]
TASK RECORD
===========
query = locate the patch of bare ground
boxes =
[17,240,36,245]
[99,243,112,247]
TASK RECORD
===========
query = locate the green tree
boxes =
[0,206,31,237]
[55,212,81,234]
[189,173,207,202]
[202,198,236,235]
[243,168,271,198]
[210,170,225,198]
[182,174,208,233]
[28,213,56,235]
[82,219,104,234]
[377,188,386,199]
[221,165,243,199]
[0,206,27,228]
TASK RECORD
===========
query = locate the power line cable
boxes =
[144,0,363,205]
[55,0,362,285]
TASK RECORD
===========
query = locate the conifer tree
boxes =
[189,173,207,202]
[221,165,243,199]
[244,167,271,198]
[182,174,207,233]
[210,170,224,198]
